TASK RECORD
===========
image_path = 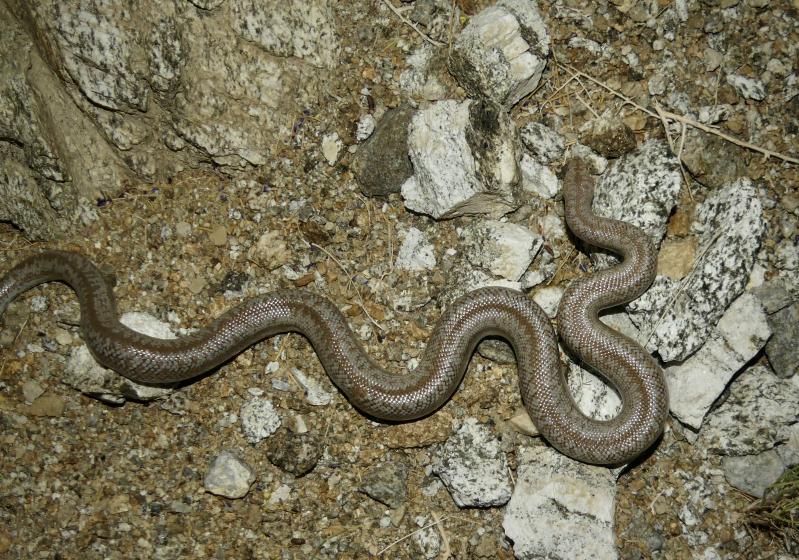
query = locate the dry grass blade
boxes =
[745,465,799,547]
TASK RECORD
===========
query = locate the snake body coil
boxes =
[0,159,668,465]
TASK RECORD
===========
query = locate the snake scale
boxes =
[0,159,668,465]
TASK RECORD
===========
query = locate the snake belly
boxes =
[0,159,668,465]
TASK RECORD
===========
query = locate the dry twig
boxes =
[558,63,799,166]
[382,0,445,47]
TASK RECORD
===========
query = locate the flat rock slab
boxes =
[502,446,617,560]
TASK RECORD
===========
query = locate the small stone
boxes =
[359,459,409,509]
[355,114,376,141]
[106,494,131,515]
[434,418,512,507]
[581,110,637,158]
[290,368,332,406]
[51,327,73,346]
[253,230,290,270]
[28,394,65,417]
[508,407,539,437]
[723,451,785,498]
[353,105,415,197]
[765,303,799,378]
[321,132,342,165]
[395,227,436,272]
[188,277,207,295]
[751,279,793,314]
[402,99,522,219]
[726,74,766,101]
[175,221,192,237]
[703,48,723,72]
[21,380,44,403]
[462,220,542,281]
[520,154,560,199]
[532,286,563,319]
[448,0,549,106]
[209,225,227,246]
[657,238,697,279]
[413,515,443,559]
[240,396,281,444]
[264,428,322,476]
[204,451,255,499]
[519,122,566,164]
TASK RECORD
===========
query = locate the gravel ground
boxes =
[1,1,798,559]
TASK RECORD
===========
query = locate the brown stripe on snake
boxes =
[0,158,668,465]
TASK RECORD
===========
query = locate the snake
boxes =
[0,158,668,465]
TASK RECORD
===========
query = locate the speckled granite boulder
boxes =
[628,178,766,362]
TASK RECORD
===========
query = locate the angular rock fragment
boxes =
[434,418,512,507]
[665,293,771,429]
[519,122,566,164]
[503,446,617,560]
[395,227,437,272]
[461,220,542,281]
[204,451,255,499]
[402,99,522,219]
[629,178,766,361]
[519,154,559,199]
[449,0,550,107]
[581,110,637,158]
[765,303,799,378]
[699,366,799,457]
[592,140,682,247]
[63,312,178,404]
[359,459,409,509]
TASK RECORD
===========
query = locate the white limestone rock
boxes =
[395,227,437,272]
[62,311,177,404]
[665,293,771,429]
[699,365,799,457]
[520,154,560,199]
[726,74,766,101]
[449,0,550,107]
[402,99,522,219]
[503,446,617,560]
[531,286,563,319]
[399,44,448,101]
[290,367,332,406]
[519,122,566,164]
[240,396,281,444]
[722,451,785,498]
[204,451,255,499]
[461,220,542,281]
[629,178,766,362]
[321,132,341,165]
[433,418,512,507]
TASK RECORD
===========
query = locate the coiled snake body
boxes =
[0,160,668,465]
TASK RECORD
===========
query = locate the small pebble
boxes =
[265,428,322,476]
[176,221,192,237]
[240,397,281,444]
[204,451,255,499]
[360,459,409,509]
[28,394,65,417]
[209,225,228,246]
[21,380,44,403]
